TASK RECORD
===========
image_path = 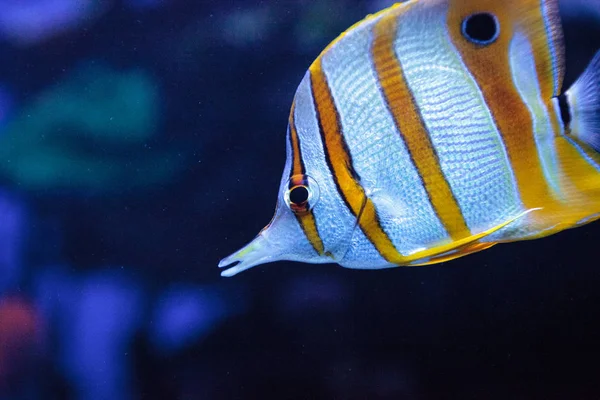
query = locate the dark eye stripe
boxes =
[287,101,325,255]
[557,93,571,133]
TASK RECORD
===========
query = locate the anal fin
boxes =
[403,208,539,266]
[410,242,496,266]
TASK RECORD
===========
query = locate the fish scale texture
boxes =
[395,2,523,233]
[322,14,450,257]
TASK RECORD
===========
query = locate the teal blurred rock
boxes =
[0,63,185,193]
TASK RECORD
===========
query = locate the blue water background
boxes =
[0,1,600,399]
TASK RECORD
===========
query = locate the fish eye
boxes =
[289,186,309,205]
[284,174,320,214]
[462,13,499,45]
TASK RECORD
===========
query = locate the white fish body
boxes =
[220,0,600,276]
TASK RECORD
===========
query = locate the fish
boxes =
[219,0,600,277]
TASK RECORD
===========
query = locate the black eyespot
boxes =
[462,13,499,45]
[289,185,309,205]
[285,174,320,214]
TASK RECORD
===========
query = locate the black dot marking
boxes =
[558,93,572,132]
[289,186,309,205]
[462,13,499,45]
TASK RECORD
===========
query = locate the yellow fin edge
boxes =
[401,208,540,266]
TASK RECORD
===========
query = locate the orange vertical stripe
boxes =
[371,9,471,241]
[289,102,306,178]
[446,0,566,234]
[530,6,600,208]
[288,102,325,255]
[447,0,600,235]
[309,59,405,264]
[522,0,597,202]
[529,0,563,101]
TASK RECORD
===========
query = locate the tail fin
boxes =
[565,51,600,151]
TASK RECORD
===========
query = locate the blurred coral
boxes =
[0,64,186,193]
[47,270,145,400]
[149,285,235,354]
[0,296,42,393]
[0,0,109,46]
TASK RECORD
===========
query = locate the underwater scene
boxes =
[1,0,600,398]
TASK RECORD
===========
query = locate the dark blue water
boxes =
[0,1,599,399]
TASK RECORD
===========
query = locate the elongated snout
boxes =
[218,234,280,277]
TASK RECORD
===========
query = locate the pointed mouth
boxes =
[218,234,277,277]
[220,193,368,276]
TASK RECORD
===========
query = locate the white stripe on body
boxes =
[509,32,564,201]
[293,74,388,266]
[395,1,523,235]
[320,9,450,260]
